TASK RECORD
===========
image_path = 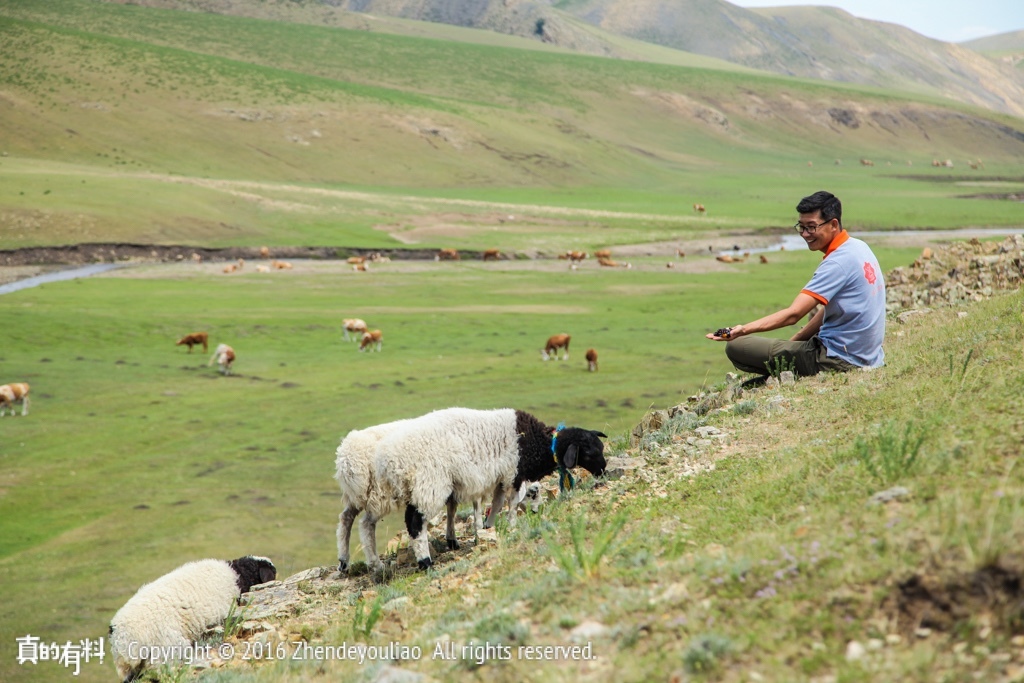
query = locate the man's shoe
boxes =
[740,375,768,390]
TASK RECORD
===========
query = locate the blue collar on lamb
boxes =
[551,422,575,492]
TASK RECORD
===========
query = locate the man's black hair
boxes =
[796,191,842,227]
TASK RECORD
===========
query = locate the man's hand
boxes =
[706,325,743,341]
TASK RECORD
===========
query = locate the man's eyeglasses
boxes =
[793,219,832,234]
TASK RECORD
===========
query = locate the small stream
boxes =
[0,263,125,295]
[1,229,1021,295]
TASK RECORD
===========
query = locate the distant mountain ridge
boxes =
[118,0,1024,117]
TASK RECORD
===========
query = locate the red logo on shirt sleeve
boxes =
[863,262,877,284]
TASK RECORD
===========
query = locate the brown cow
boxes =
[0,382,30,416]
[482,249,501,261]
[359,330,383,352]
[342,318,368,342]
[693,203,706,214]
[209,344,236,375]
[542,333,570,361]
[436,248,460,261]
[585,349,598,373]
[176,332,209,353]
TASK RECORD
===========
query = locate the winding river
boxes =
[1,229,1021,295]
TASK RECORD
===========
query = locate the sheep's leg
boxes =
[358,512,385,575]
[337,504,359,572]
[505,484,519,530]
[445,496,459,550]
[405,504,433,570]
[483,487,506,529]
[472,499,483,531]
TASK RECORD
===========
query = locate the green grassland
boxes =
[0,245,927,683]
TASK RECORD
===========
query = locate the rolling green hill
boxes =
[2,0,1023,249]
[104,0,1024,118]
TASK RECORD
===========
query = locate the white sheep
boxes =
[374,407,608,570]
[334,419,412,574]
[335,418,531,573]
[109,555,276,681]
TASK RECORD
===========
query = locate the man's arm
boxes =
[707,292,820,340]
[790,303,825,341]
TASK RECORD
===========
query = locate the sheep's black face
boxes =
[559,428,608,477]
[229,555,277,593]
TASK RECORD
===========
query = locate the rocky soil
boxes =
[885,234,1024,311]
[0,243,457,268]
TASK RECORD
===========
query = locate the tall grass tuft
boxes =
[543,512,628,580]
[351,595,385,641]
[852,419,929,484]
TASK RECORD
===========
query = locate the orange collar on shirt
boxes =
[823,229,849,259]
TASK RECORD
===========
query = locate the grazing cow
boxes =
[359,330,383,352]
[436,248,460,261]
[585,349,598,373]
[347,256,366,265]
[0,382,30,417]
[567,250,588,263]
[342,318,368,342]
[209,344,235,375]
[482,249,501,261]
[593,249,611,259]
[693,203,706,215]
[542,333,570,361]
[676,249,686,258]
[860,158,874,167]
[176,332,209,354]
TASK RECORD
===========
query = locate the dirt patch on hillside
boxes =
[886,558,1024,638]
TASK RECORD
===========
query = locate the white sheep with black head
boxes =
[374,407,607,570]
[108,555,276,682]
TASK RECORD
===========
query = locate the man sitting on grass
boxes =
[706,190,886,387]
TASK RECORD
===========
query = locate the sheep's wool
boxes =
[110,559,241,679]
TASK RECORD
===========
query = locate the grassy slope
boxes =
[219,286,1024,683]
[2,0,1024,249]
